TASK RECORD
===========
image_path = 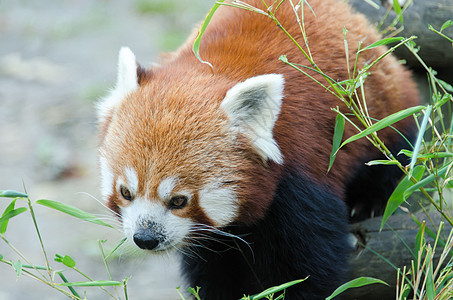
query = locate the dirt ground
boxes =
[0,1,210,299]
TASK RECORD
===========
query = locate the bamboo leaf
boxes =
[192,0,225,69]
[366,160,399,166]
[393,0,403,26]
[380,165,425,231]
[408,105,432,177]
[328,112,345,172]
[250,279,306,299]
[57,271,81,298]
[0,190,28,198]
[57,280,123,287]
[359,37,405,52]
[0,207,28,228]
[1,200,17,235]
[404,163,450,197]
[341,105,425,148]
[12,260,23,278]
[55,254,76,268]
[325,277,388,300]
[440,20,453,32]
[35,199,113,228]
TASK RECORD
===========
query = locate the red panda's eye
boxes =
[169,196,188,209]
[120,186,133,201]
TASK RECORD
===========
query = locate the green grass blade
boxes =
[426,249,435,300]
[0,190,28,198]
[35,199,113,228]
[328,112,345,172]
[0,207,28,227]
[57,280,122,287]
[192,0,225,69]
[341,105,425,148]
[380,165,425,231]
[325,277,388,300]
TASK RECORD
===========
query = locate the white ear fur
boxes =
[97,47,139,123]
[220,74,285,164]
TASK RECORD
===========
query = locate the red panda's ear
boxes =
[97,47,146,137]
[220,74,285,164]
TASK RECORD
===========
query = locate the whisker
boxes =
[77,191,121,218]
[187,223,255,262]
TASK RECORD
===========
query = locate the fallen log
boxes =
[340,211,452,299]
[348,0,453,69]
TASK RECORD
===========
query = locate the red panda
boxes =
[97,0,419,298]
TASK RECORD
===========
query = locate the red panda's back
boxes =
[162,0,419,194]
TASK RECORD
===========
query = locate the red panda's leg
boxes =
[345,128,416,223]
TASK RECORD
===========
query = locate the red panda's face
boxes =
[97,48,284,252]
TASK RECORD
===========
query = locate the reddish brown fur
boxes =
[102,0,419,225]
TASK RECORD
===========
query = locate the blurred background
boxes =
[0,0,210,299]
[0,0,452,299]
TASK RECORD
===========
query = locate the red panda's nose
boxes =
[133,229,160,250]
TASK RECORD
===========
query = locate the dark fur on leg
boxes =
[346,128,417,223]
[181,170,350,300]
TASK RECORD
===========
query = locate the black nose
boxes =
[133,230,160,250]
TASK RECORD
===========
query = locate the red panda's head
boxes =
[97,48,284,252]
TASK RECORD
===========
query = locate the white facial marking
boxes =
[97,47,139,123]
[121,197,192,251]
[124,167,139,195]
[199,183,239,226]
[99,156,114,200]
[158,177,178,199]
[221,74,285,164]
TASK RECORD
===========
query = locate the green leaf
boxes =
[440,20,453,32]
[35,199,113,228]
[404,163,451,197]
[366,160,399,166]
[393,0,403,25]
[341,105,425,148]
[12,260,22,278]
[187,286,202,300]
[438,79,453,93]
[380,165,425,231]
[0,207,28,228]
[326,277,388,300]
[359,37,405,52]
[192,0,225,69]
[0,190,28,198]
[328,112,345,172]
[55,254,76,268]
[1,200,16,235]
[250,279,306,299]
[408,105,432,177]
[56,271,81,298]
[57,280,122,287]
